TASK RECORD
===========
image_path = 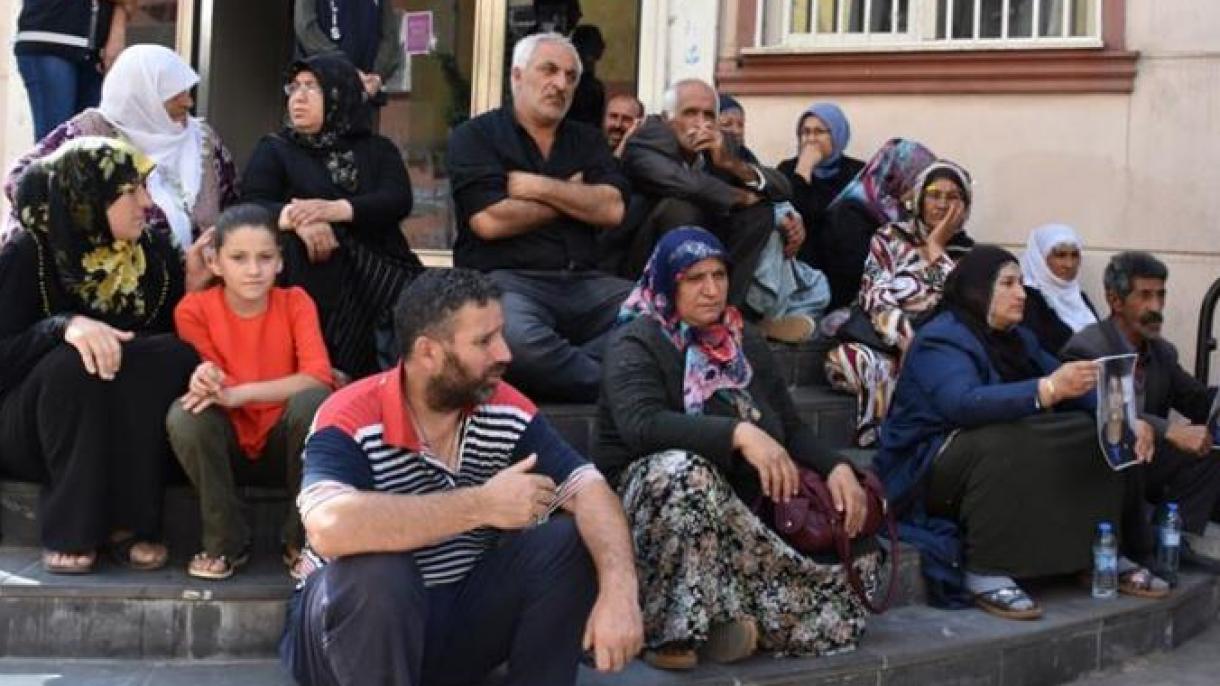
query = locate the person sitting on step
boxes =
[167,203,333,580]
[280,268,643,686]
[594,227,876,670]
[824,160,975,447]
[874,245,1168,621]
[1062,251,1220,566]
[0,137,198,574]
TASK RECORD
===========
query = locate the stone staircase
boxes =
[0,339,1216,684]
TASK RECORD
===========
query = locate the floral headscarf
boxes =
[899,159,974,244]
[283,54,371,193]
[14,137,172,329]
[828,137,936,225]
[619,227,754,415]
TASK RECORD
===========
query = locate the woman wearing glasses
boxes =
[242,54,420,380]
[825,161,975,446]
[777,103,864,269]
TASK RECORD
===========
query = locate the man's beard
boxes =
[425,350,506,411]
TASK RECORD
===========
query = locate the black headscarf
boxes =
[283,53,371,193]
[14,137,173,330]
[941,244,1039,383]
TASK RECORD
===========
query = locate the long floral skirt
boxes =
[825,342,899,446]
[619,450,878,657]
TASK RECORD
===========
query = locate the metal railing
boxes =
[1194,276,1220,384]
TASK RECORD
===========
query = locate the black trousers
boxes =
[280,516,596,686]
[1123,439,1220,558]
[613,197,774,309]
[0,335,196,551]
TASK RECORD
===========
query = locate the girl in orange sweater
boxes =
[168,204,332,579]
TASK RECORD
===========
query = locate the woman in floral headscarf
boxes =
[242,53,420,379]
[0,137,198,574]
[825,160,976,447]
[819,138,937,310]
[594,227,876,670]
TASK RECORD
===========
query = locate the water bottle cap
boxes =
[1099,522,1112,532]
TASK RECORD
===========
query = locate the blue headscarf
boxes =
[798,102,851,180]
[619,227,753,415]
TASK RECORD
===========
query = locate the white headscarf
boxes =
[1019,223,1097,332]
[97,44,202,250]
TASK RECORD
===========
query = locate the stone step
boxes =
[0,571,1214,686]
[0,537,921,660]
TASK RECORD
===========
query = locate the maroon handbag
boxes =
[759,466,899,613]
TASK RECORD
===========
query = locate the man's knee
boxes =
[649,198,707,232]
[518,516,595,588]
[317,553,427,622]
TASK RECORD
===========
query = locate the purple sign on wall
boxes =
[402,11,433,56]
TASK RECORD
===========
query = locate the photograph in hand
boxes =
[1096,353,1140,470]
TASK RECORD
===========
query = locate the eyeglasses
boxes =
[924,191,964,203]
[283,82,322,97]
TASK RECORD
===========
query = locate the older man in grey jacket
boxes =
[610,79,804,307]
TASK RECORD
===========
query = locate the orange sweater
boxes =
[175,286,333,457]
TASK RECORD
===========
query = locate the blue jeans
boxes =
[16,53,103,139]
[280,516,597,686]
[489,270,632,403]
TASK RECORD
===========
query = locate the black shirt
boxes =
[447,106,629,272]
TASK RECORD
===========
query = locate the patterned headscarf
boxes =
[902,159,974,243]
[829,138,936,225]
[14,137,172,329]
[619,227,754,415]
[283,54,372,193]
[796,102,851,180]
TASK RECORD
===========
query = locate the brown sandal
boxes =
[1118,567,1170,599]
[642,643,698,671]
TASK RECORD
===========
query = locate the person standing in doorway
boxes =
[294,0,402,101]
[14,0,135,139]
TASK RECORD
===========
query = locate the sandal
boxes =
[41,549,97,575]
[1118,567,1170,599]
[187,546,251,581]
[642,642,698,671]
[108,535,168,571]
[974,587,1043,620]
[699,617,758,664]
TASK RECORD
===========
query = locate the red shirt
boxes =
[175,286,333,457]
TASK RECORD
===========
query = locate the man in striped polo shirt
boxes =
[280,269,643,685]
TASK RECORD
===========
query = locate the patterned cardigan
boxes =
[1,108,239,251]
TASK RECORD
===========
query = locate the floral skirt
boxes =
[825,342,899,446]
[619,450,878,657]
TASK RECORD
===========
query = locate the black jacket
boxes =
[15,0,116,63]
[241,132,415,260]
[594,316,846,503]
[1022,286,1098,356]
[777,155,864,268]
[1061,317,1213,440]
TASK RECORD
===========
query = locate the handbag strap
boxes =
[835,470,900,614]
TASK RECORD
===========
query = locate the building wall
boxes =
[735,1,1220,377]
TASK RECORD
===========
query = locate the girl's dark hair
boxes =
[212,203,278,250]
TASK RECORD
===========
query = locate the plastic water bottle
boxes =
[1157,503,1182,587]
[1092,522,1118,599]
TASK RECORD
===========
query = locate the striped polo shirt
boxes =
[296,364,599,587]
